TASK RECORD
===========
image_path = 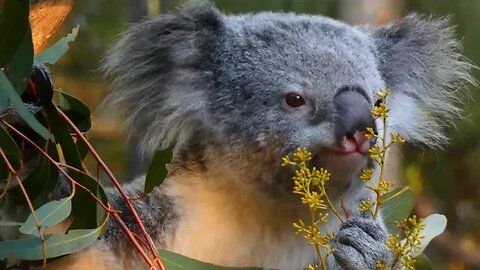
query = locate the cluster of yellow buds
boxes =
[358,88,406,219]
[282,148,341,270]
[376,215,426,270]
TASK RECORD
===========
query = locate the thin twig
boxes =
[0,148,47,269]
[322,186,345,223]
[3,122,112,211]
[54,108,165,270]
[3,121,156,268]
[111,213,155,266]
[0,172,12,199]
[340,199,350,220]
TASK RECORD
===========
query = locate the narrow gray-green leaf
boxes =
[0,221,23,227]
[380,187,414,234]
[0,124,21,171]
[0,71,50,139]
[0,226,105,260]
[19,196,72,236]
[144,147,172,195]
[415,254,433,270]
[34,26,79,65]
[7,26,33,95]
[411,214,447,258]
[159,250,261,270]
[0,0,29,66]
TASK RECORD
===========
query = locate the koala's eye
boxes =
[284,93,306,108]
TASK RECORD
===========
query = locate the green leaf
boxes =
[0,125,21,173]
[415,254,432,270]
[9,142,59,210]
[58,91,91,132]
[76,139,89,161]
[34,26,79,65]
[0,0,29,67]
[0,71,50,139]
[159,250,261,270]
[144,147,173,195]
[0,221,23,227]
[19,196,72,236]
[67,170,108,229]
[44,103,82,168]
[411,214,447,258]
[7,26,33,95]
[0,226,106,260]
[380,187,414,234]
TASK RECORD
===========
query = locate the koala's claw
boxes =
[332,218,390,270]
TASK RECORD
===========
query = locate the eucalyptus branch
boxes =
[2,120,161,269]
[54,108,166,270]
[0,148,47,269]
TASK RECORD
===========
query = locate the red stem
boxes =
[112,213,155,266]
[0,148,48,268]
[2,120,157,268]
[54,108,165,270]
[340,199,350,220]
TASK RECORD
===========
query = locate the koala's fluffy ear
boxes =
[369,14,476,148]
[102,1,222,156]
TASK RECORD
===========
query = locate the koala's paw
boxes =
[331,218,391,270]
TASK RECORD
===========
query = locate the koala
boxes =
[38,1,474,270]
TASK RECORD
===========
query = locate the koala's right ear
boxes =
[366,14,476,148]
[102,1,223,156]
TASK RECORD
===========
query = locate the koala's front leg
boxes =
[331,218,392,270]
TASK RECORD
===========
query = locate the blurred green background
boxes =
[47,0,480,269]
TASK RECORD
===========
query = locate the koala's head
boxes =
[103,1,474,189]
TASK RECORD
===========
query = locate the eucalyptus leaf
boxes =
[44,103,82,169]
[0,226,106,260]
[0,125,21,172]
[0,221,23,227]
[26,142,59,209]
[144,147,173,196]
[67,170,108,229]
[76,139,89,161]
[0,71,50,139]
[159,250,261,270]
[380,187,414,234]
[58,91,91,132]
[19,196,72,236]
[34,26,79,65]
[0,0,29,67]
[411,214,447,258]
[414,254,433,270]
[7,27,33,95]
[9,142,57,205]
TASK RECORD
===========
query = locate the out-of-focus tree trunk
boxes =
[128,0,148,23]
[338,0,404,184]
[338,0,404,25]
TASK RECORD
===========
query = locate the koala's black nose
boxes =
[333,86,376,139]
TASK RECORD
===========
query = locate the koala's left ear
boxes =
[102,1,223,156]
[366,14,476,148]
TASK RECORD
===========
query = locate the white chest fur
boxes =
[163,173,342,270]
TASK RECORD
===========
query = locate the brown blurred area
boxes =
[43,1,480,269]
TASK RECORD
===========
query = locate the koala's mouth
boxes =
[332,131,372,156]
[311,131,374,180]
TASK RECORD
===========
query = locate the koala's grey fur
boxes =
[93,1,476,270]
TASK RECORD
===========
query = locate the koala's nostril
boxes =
[345,131,355,140]
[334,86,376,141]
